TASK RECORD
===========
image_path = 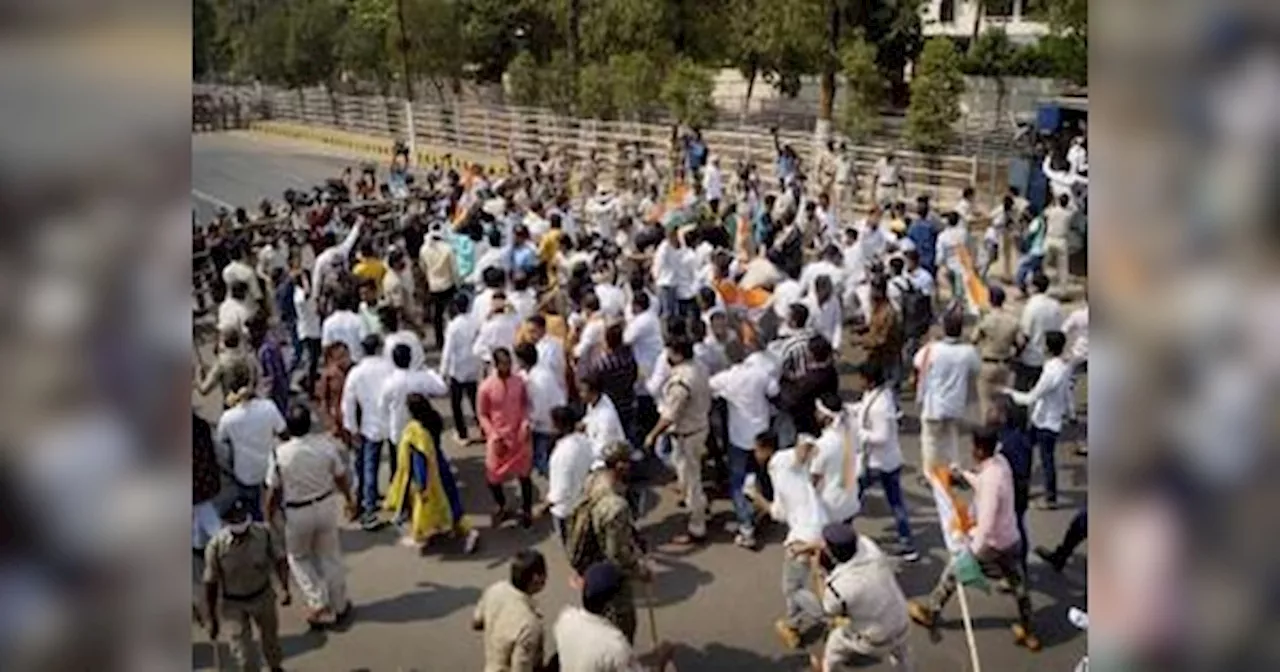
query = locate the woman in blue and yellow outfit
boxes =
[384,394,480,554]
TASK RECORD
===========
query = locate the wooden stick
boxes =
[956,582,982,672]
[642,577,660,648]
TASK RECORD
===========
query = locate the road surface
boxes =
[191,131,1088,671]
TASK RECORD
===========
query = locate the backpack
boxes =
[899,277,932,339]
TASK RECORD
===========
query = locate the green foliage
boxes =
[283,0,343,88]
[1033,34,1087,87]
[961,28,1018,78]
[541,50,578,114]
[505,51,541,106]
[609,52,661,120]
[660,59,716,129]
[577,62,615,119]
[580,0,671,63]
[838,32,883,144]
[339,0,396,91]
[905,38,964,154]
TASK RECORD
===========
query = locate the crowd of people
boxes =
[192,128,1089,671]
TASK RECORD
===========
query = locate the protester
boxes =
[477,347,536,529]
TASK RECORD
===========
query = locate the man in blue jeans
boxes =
[340,335,394,530]
[708,351,780,550]
[853,360,919,562]
[1006,330,1072,510]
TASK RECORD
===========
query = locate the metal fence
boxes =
[205,84,995,208]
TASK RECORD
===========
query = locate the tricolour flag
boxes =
[925,466,975,555]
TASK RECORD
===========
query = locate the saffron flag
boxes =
[955,245,990,316]
[925,466,975,555]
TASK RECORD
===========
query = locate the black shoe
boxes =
[1034,546,1065,573]
[518,513,533,530]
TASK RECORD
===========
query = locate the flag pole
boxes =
[642,577,660,647]
[956,581,982,672]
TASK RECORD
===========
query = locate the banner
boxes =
[925,466,975,555]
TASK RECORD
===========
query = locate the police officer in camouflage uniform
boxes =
[569,442,651,644]
[203,499,291,671]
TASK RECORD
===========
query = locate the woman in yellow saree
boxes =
[384,394,479,554]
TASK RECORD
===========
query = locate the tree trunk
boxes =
[395,0,415,101]
[568,0,581,71]
[740,65,757,124]
[816,0,841,149]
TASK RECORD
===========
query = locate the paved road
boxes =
[192,132,1088,672]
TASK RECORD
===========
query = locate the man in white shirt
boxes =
[311,219,362,305]
[419,225,459,349]
[1067,135,1088,176]
[381,309,425,371]
[524,315,567,398]
[652,228,684,319]
[514,342,566,477]
[340,334,395,528]
[378,344,449,452]
[223,240,264,307]
[805,275,842,351]
[293,276,323,391]
[215,369,287,522]
[744,431,829,650]
[441,293,483,442]
[859,209,888,267]
[709,351,779,549]
[217,281,257,336]
[553,563,674,672]
[913,311,981,475]
[853,360,918,561]
[702,156,724,208]
[1006,330,1073,509]
[800,245,847,297]
[624,293,665,383]
[545,406,595,546]
[470,267,507,323]
[321,291,368,362]
[809,394,862,526]
[1015,273,1064,391]
[580,375,627,464]
[934,212,968,308]
[572,293,607,366]
[473,294,522,368]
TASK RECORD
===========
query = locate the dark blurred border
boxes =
[1091,1,1280,670]
[0,10,192,671]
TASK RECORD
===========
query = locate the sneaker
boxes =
[1067,607,1089,630]
[359,513,381,531]
[463,529,480,555]
[897,547,921,563]
[1034,500,1059,511]
[907,601,936,629]
[1012,624,1042,652]
[733,531,758,550]
[774,619,802,650]
[1034,546,1066,573]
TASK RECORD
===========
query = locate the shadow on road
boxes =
[355,581,481,624]
[671,642,803,672]
[191,630,327,671]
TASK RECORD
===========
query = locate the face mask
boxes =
[227,520,250,535]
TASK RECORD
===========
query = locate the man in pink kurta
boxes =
[476,347,536,528]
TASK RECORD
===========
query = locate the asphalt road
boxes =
[191,132,1088,672]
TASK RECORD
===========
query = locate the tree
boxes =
[505,51,541,106]
[838,32,884,144]
[400,0,467,100]
[541,50,578,114]
[1036,0,1087,86]
[660,59,717,129]
[580,0,672,63]
[339,0,396,93]
[609,52,661,121]
[577,62,615,119]
[905,38,964,153]
[283,0,343,88]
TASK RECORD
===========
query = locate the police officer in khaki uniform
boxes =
[644,337,712,545]
[970,285,1021,421]
[203,499,291,672]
